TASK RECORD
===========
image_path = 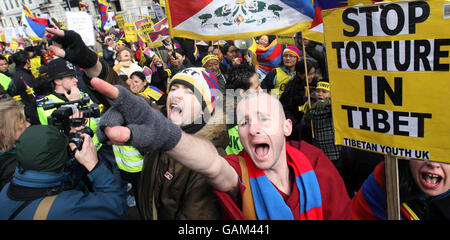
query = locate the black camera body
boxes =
[68,127,94,150]
[40,96,100,151]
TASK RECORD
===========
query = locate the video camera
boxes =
[40,96,101,151]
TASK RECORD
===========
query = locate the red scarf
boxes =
[215,143,323,220]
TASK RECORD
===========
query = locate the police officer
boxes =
[36,58,102,150]
[8,51,40,125]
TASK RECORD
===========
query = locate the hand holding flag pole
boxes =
[301,34,314,139]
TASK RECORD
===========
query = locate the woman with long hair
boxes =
[0,99,30,190]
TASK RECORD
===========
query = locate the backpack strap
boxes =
[238,156,257,220]
[33,195,58,220]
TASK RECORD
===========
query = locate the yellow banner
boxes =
[124,22,138,42]
[147,40,163,48]
[276,34,296,45]
[137,21,154,44]
[115,14,125,30]
[323,1,450,163]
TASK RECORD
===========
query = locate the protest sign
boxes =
[66,11,95,46]
[134,18,156,45]
[4,27,17,43]
[276,34,295,45]
[159,0,166,8]
[0,28,4,43]
[9,38,18,50]
[323,1,450,163]
[116,14,125,29]
[152,3,166,21]
[124,22,138,42]
[138,21,155,44]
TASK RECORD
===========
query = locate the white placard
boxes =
[4,27,17,43]
[152,3,165,20]
[66,11,95,47]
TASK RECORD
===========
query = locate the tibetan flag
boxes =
[143,48,155,59]
[79,1,89,11]
[301,0,347,43]
[193,44,200,60]
[139,85,164,101]
[31,18,50,27]
[97,0,109,29]
[137,35,146,49]
[21,12,46,40]
[135,18,149,31]
[143,66,153,81]
[195,40,211,46]
[150,85,164,95]
[255,39,282,79]
[303,0,383,43]
[166,0,315,41]
[149,60,157,72]
[130,42,136,51]
[22,2,36,18]
[196,40,223,46]
[149,27,170,42]
[153,17,169,32]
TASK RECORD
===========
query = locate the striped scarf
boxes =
[243,143,323,220]
[255,40,282,73]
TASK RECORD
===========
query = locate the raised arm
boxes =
[46,28,129,109]
[46,28,102,78]
[170,132,238,192]
[91,78,238,192]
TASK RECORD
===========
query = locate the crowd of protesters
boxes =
[0,22,448,220]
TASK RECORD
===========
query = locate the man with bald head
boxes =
[43,22,350,220]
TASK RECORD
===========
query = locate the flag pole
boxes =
[65,0,72,11]
[301,34,314,139]
[153,45,163,62]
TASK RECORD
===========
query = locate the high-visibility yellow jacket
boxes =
[36,92,102,150]
[0,73,11,90]
[112,145,144,173]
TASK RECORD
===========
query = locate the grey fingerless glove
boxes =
[97,106,124,143]
[98,85,182,153]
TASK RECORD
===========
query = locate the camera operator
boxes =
[44,28,134,206]
[0,125,127,220]
[36,58,102,151]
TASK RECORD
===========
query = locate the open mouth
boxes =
[420,172,443,189]
[168,103,183,120]
[253,142,270,159]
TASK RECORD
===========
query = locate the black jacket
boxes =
[0,151,16,191]
[8,67,40,124]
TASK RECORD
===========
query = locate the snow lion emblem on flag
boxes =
[198,0,284,29]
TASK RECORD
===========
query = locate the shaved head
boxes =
[236,91,292,171]
[236,92,287,127]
